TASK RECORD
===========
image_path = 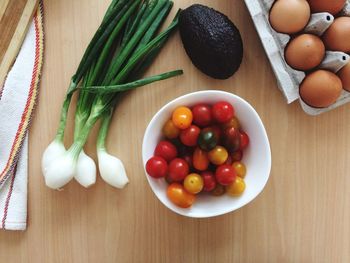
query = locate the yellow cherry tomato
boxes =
[226,177,246,196]
[232,161,246,178]
[162,119,180,139]
[221,116,241,130]
[172,106,193,129]
[208,146,228,165]
[184,173,204,194]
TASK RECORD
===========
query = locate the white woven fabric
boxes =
[0,19,36,231]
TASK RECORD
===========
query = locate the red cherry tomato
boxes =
[201,171,217,192]
[180,125,201,147]
[215,164,236,186]
[232,150,243,162]
[193,147,209,171]
[224,155,233,165]
[240,131,250,150]
[223,127,241,153]
[192,104,212,127]
[167,183,195,208]
[168,158,189,182]
[182,154,193,170]
[146,156,168,178]
[212,101,234,123]
[154,141,178,162]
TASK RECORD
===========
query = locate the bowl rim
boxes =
[142,90,271,218]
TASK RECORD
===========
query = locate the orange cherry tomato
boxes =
[208,146,229,165]
[193,147,209,171]
[221,116,241,130]
[162,119,180,139]
[226,177,246,196]
[167,183,195,208]
[232,161,246,178]
[172,106,193,130]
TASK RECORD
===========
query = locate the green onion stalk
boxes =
[42,0,183,190]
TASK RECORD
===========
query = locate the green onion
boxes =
[42,0,183,190]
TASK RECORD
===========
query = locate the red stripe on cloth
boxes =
[1,166,16,229]
[0,10,41,186]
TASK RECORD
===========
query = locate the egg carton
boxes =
[244,0,350,115]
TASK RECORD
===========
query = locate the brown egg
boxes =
[338,62,350,92]
[269,0,310,34]
[285,34,325,71]
[307,0,345,15]
[323,17,350,53]
[300,70,342,108]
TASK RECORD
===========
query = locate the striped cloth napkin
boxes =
[0,3,44,231]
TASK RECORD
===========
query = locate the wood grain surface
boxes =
[1,0,350,262]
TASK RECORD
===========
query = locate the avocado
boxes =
[179,4,243,79]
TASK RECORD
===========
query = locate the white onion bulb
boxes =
[97,149,129,189]
[74,150,96,188]
[41,140,66,176]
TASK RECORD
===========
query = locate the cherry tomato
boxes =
[162,119,180,139]
[224,155,233,165]
[193,147,209,171]
[221,116,240,130]
[165,174,175,184]
[226,177,246,196]
[180,125,201,146]
[198,128,218,151]
[172,139,193,156]
[232,161,246,178]
[232,150,243,162]
[172,106,193,130]
[146,156,168,178]
[167,183,195,208]
[208,146,229,165]
[192,104,212,127]
[182,154,193,170]
[209,125,222,143]
[211,184,226,196]
[201,171,216,192]
[239,131,250,150]
[223,127,241,153]
[168,158,189,182]
[215,164,236,186]
[212,101,234,123]
[154,141,178,162]
[184,173,204,194]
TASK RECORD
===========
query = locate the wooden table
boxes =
[1,0,350,262]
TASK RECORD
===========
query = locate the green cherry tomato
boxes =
[184,173,204,194]
[198,128,218,151]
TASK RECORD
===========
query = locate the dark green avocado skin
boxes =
[179,4,243,79]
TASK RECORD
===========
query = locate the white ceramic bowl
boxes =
[142,90,271,218]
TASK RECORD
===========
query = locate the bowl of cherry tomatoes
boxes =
[142,90,271,218]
